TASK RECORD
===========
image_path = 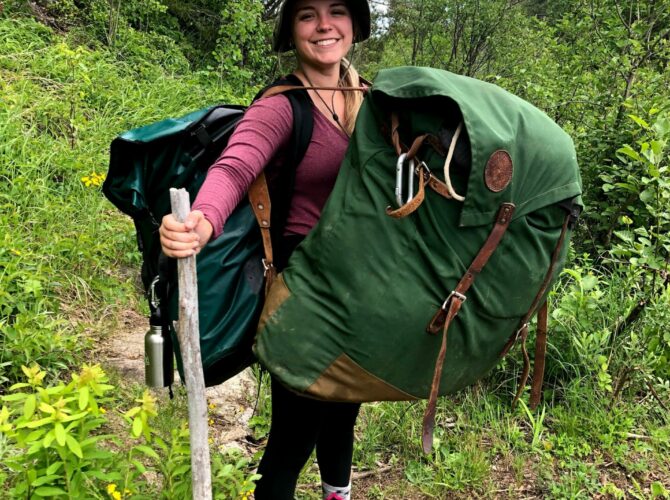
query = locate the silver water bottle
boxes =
[144,278,174,388]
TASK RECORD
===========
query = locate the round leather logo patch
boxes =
[484,150,513,192]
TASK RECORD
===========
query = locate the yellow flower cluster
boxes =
[106,483,131,500]
[81,171,106,187]
[106,483,122,500]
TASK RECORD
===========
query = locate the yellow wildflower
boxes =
[112,491,122,500]
[100,407,107,414]
[81,171,106,188]
[106,484,117,494]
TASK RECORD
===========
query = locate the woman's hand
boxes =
[159,210,213,258]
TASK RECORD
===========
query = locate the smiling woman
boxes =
[157,1,371,499]
[292,1,354,71]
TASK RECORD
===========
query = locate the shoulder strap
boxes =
[248,76,314,293]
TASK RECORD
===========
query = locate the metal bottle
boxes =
[144,278,174,388]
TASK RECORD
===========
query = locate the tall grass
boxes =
[0,17,246,385]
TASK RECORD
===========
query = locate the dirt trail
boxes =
[101,308,258,453]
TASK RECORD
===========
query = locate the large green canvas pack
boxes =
[255,66,583,402]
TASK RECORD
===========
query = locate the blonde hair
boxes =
[340,58,364,136]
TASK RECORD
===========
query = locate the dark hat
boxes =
[273,0,371,53]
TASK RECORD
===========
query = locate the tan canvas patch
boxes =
[306,353,417,402]
[256,273,290,333]
[484,150,513,192]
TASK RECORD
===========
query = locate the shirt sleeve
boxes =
[192,94,293,238]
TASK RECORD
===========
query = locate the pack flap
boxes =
[370,66,583,226]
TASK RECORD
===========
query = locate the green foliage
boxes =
[212,0,274,89]
[0,16,241,387]
[0,364,261,498]
[1,364,120,498]
[1,1,670,497]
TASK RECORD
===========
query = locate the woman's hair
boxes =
[340,58,363,136]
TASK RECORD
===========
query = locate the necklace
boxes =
[302,72,349,137]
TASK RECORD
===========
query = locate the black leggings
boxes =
[254,234,361,499]
[254,379,361,499]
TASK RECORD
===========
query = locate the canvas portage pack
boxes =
[103,76,314,387]
[254,66,583,452]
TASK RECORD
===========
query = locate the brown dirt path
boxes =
[100,308,258,453]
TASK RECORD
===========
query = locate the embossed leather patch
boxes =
[484,150,513,192]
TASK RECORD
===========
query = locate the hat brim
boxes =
[273,0,371,53]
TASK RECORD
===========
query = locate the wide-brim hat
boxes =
[273,0,371,53]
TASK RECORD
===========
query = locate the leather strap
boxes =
[246,83,366,294]
[426,203,515,334]
[501,214,572,406]
[421,203,515,453]
[390,114,463,203]
[529,302,548,408]
[259,84,367,99]
[386,133,431,218]
[248,173,276,293]
[386,167,429,218]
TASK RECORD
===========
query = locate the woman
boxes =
[159,1,371,498]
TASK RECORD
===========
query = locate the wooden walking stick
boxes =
[169,188,212,500]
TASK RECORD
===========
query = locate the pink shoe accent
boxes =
[325,494,344,500]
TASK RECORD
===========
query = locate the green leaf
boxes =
[613,230,634,243]
[46,461,63,475]
[125,407,141,418]
[22,417,54,429]
[65,434,83,458]
[23,429,47,443]
[8,383,30,391]
[640,189,654,203]
[131,459,147,473]
[2,393,28,402]
[581,275,598,291]
[132,416,142,437]
[31,474,60,487]
[54,422,66,447]
[23,394,36,419]
[34,486,68,497]
[629,114,650,129]
[78,387,89,411]
[617,145,641,161]
[134,444,160,460]
[43,429,55,448]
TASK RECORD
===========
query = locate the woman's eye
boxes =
[298,12,315,21]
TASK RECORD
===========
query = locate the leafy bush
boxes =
[0,364,260,498]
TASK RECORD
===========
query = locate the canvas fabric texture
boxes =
[254,66,582,401]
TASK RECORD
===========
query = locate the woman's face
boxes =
[292,0,354,71]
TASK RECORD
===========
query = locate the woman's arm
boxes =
[160,95,293,258]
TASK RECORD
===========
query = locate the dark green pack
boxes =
[103,77,313,386]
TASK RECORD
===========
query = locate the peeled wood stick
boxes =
[169,188,212,500]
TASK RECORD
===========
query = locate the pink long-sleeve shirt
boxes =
[192,94,349,238]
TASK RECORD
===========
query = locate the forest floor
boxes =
[95,308,670,499]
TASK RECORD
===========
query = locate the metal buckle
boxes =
[262,259,274,276]
[440,290,467,310]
